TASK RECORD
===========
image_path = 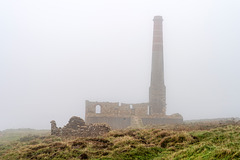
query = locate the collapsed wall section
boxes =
[51,116,110,137]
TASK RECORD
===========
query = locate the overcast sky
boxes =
[0,0,240,130]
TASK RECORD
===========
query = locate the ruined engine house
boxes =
[85,16,183,129]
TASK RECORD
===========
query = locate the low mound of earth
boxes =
[1,121,240,160]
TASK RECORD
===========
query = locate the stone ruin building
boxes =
[51,116,110,137]
[51,16,183,134]
[85,16,183,130]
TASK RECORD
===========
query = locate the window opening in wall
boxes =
[147,106,150,115]
[119,102,121,106]
[96,105,101,114]
[130,104,133,109]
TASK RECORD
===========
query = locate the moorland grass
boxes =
[1,123,240,160]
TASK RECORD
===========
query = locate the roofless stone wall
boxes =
[85,100,149,117]
[50,116,110,137]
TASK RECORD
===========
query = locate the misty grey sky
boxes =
[1,0,240,130]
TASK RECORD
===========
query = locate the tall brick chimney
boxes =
[149,16,166,115]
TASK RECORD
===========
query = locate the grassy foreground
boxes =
[0,123,240,160]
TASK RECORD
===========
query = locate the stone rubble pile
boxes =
[51,116,110,137]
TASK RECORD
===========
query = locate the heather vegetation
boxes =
[1,121,240,160]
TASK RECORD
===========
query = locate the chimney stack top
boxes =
[153,16,163,21]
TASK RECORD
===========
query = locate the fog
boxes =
[1,0,240,131]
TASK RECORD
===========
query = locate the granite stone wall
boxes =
[85,100,149,117]
[86,117,131,130]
